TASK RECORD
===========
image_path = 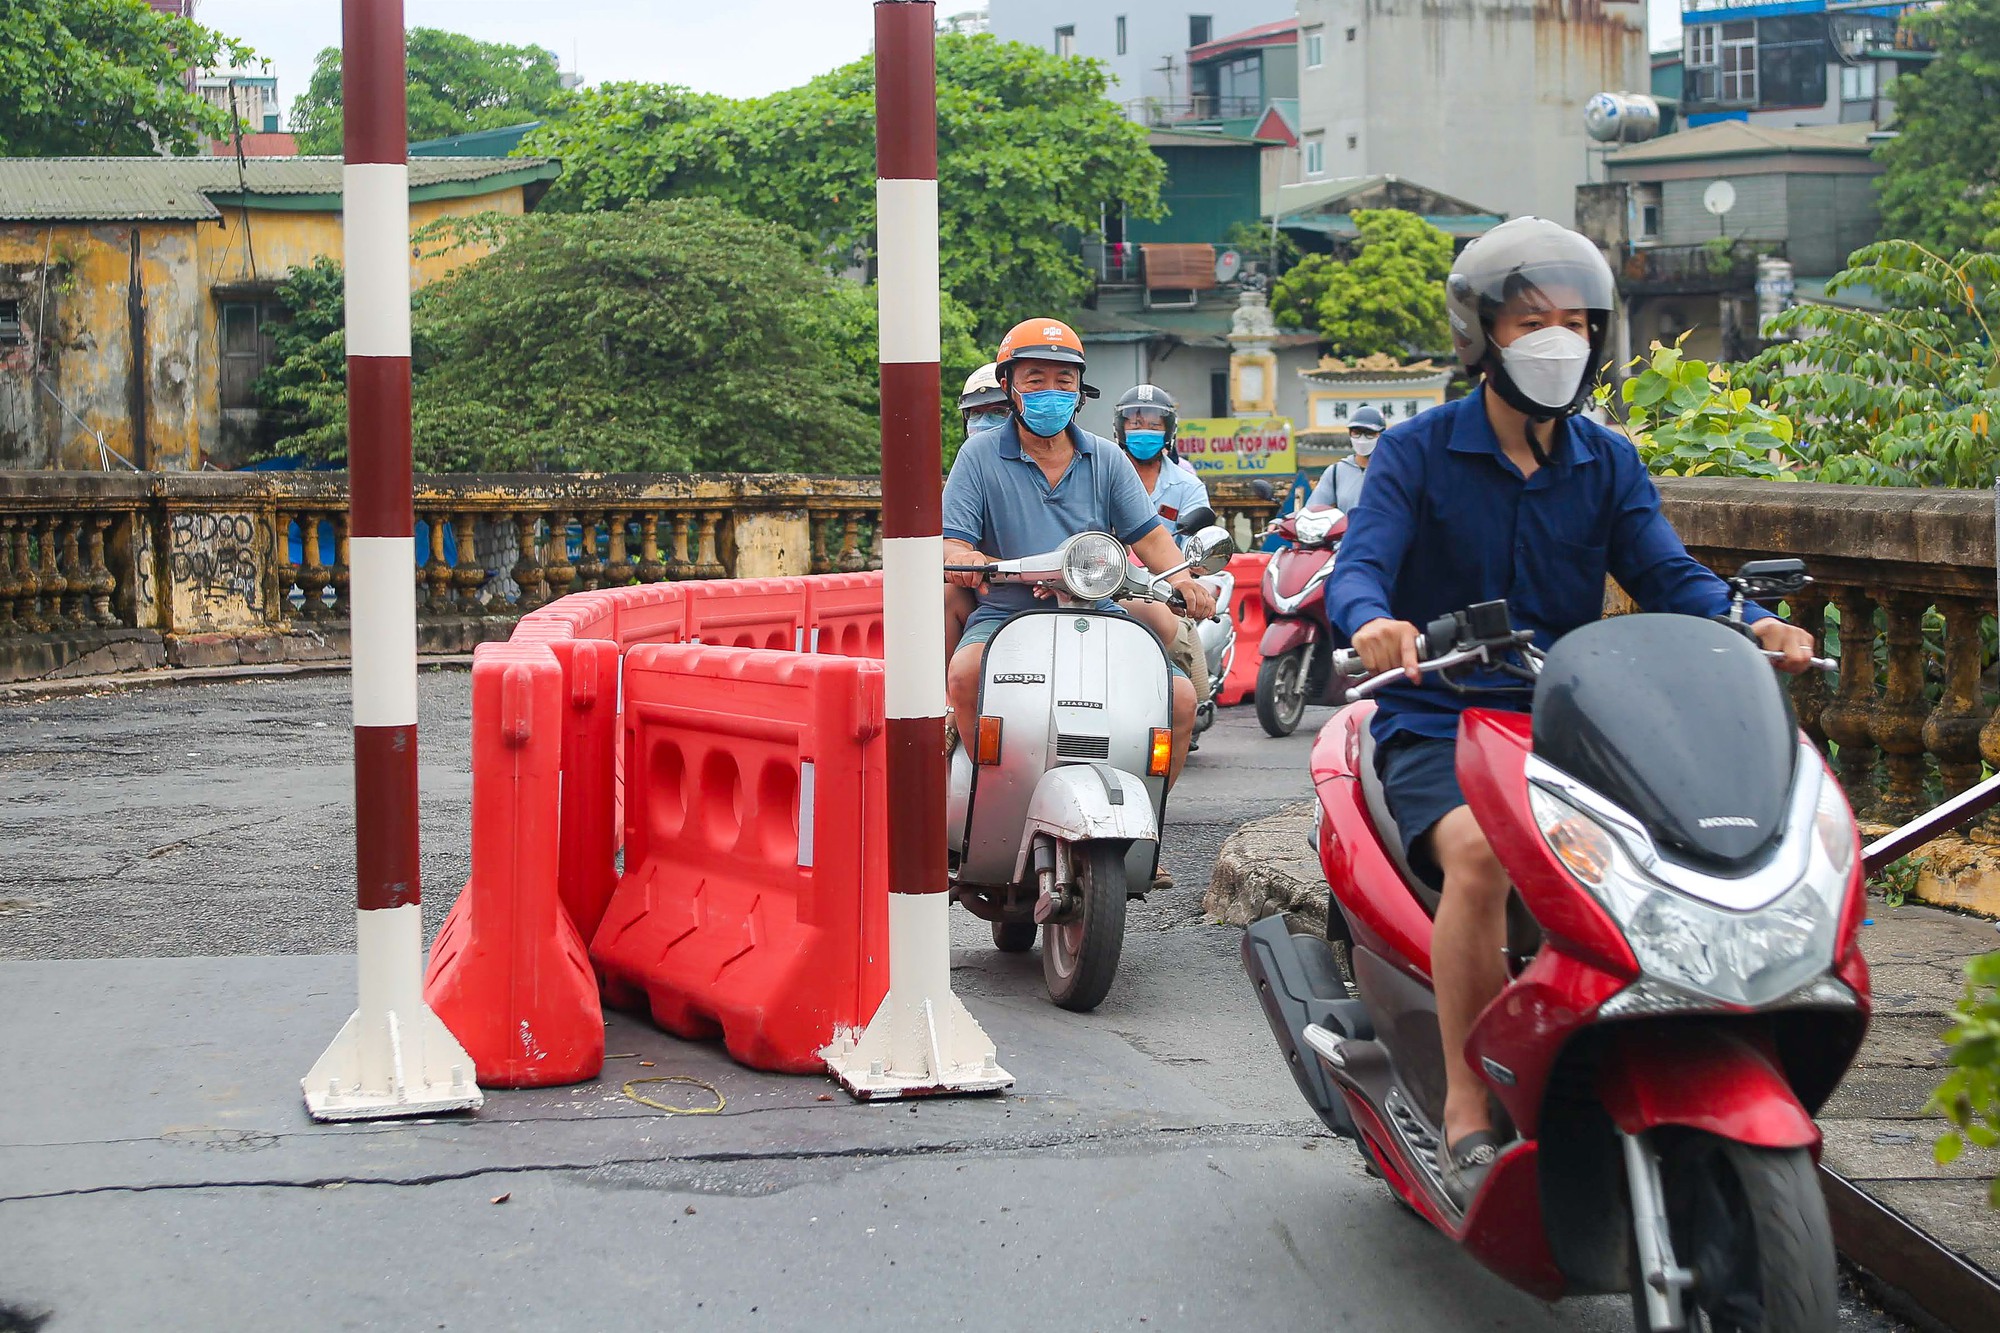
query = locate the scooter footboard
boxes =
[1241,915,1373,1138]
[1596,1026,1820,1150]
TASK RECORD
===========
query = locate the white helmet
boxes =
[958,363,1007,414]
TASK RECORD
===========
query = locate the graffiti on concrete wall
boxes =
[168,511,264,630]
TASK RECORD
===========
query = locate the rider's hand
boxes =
[1752,618,1815,674]
[1353,617,1423,683]
[1172,577,1217,622]
[945,551,994,588]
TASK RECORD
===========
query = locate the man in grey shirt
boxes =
[942,318,1216,784]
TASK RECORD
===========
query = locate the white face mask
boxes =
[1498,326,1591,411]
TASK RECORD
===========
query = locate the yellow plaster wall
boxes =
[192,187,528,464]
[0,221,201,470]
[0,184,527,471]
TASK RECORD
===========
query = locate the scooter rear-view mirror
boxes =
[1184,525,1235,574]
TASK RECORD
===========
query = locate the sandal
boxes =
[1440,1129,1505,1211]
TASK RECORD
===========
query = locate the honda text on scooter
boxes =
[1243,561,1868,1333]
[947,524,1235,1010]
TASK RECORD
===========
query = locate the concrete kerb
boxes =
[1204,806,2000,1333]
[0,653,476,702]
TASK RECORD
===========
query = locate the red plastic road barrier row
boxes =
[428,572,889,1086]
[1217,552,1269,707]
[593,643,890,1073]
[425,642,604,1088]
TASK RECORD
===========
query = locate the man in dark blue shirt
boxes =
[1326,218,1814,1205]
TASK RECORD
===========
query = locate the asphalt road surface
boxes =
[0,676,1906,1331]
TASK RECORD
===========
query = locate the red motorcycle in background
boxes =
[1254,504,1346,737]
[1243,562,1867,1331]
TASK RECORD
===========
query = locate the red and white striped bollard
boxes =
[826,0,1011,1100]
[303,0,481,1121]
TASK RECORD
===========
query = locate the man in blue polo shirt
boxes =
[1327,218,1814,1206]
[944,319,1216,784]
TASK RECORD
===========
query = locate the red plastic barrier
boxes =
[548,637,621,944]
[803,572,886,659]
[684,577,809,652]
[425,642,605,1088]
[591,643,889,1073]
[1218,552,1270,706]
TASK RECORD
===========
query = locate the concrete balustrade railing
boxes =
[0,470,1283,684]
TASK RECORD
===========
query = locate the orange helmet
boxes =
[995,317,1099,398]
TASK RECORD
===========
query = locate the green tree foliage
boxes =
[406,200,967,474]
[1268,210,1452,358]
[291,28,566,155]
[1739,241,2000,486]
[0,0,254,156]
[254,205,982,474]
[255,257,348,459]
[1930,949,2000,1207]
[522,34,1164,341]
[1876,0,2000,253]
[1608,339,1797,479]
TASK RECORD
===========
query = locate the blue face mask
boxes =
[1123,429,1167,460]
[1016,389,1080,438]
[965,410,1010,439]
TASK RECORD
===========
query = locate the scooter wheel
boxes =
[1631,1135,1836,1333]
[992,921,1037,953]
[1042,843,1127,1012]
[1255,650,1309,737]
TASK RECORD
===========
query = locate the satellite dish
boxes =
[1215,248,1242,283]
[1703,180,1737,216]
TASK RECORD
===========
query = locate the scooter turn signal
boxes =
[1148,727,1173,777]
[976,715,1004,766]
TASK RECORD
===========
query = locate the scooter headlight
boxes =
[1815,777,1857,878]
[1529,765,1843,1009]
[1060,532,1127,601]
[1294,508,1338,545]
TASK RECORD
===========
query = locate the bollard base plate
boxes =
[303,1005,485,1122]
[823,992,1014,1101]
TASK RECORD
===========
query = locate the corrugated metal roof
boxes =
[0,156,555,221]
[1606,120,1876,166]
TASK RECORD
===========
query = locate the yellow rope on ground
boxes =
[621,1075,726,1115]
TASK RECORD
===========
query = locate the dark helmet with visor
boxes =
[1446,217,1615,421]
[1112,383,1179,447]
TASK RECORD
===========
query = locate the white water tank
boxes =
[1584,92,1663,145]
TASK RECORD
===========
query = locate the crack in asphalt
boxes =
[0,1119,1331,1205]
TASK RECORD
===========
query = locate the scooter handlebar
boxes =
[1767,649,1839,673]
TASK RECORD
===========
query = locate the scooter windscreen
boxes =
[1531,615,1798,871]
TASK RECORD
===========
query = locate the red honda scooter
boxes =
[1243,562,1868,1332]
[1254,504,1346,737]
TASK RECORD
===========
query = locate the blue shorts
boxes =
[1375,734,1464,870]
[960,605,1188,680]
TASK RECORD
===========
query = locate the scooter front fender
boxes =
[1014,764,1158,882]
[1260,616,1319,659]
[1597,1026,1820,1151]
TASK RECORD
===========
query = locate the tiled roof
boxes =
[0,156,556,221]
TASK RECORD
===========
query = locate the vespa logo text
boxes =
[1698,816,1759,830]
[1057,700,1104,710]
[992,672,1046,685]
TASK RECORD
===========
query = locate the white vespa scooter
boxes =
[946,524,1235,1010]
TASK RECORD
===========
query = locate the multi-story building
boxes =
[988,2,1293,122]
[1293,0,1647,224]
[197,69,281,136]
[1674,0,1935,129]
[1576,118,1882,366]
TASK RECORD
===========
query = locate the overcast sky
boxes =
[195,1,879,117]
